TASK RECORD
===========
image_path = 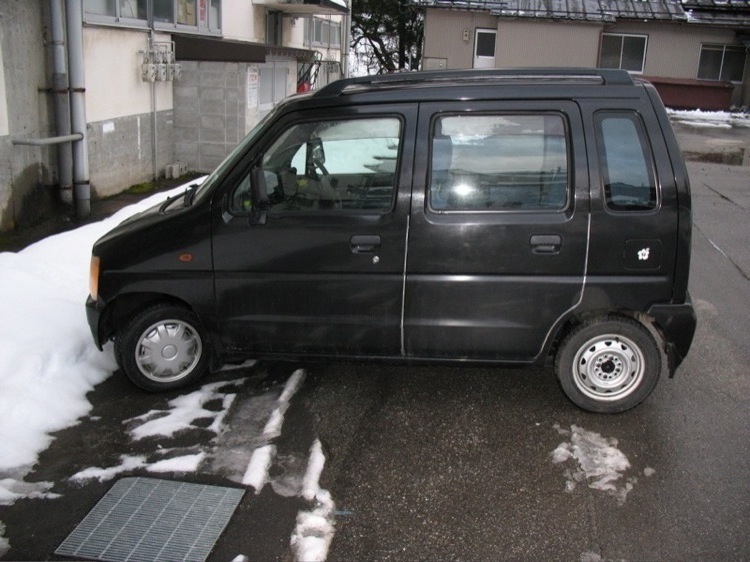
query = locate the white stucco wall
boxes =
[83,27,173,123]
[222,0,261,41]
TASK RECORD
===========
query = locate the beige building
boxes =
[0,0,349,232]
[418,0,750,110]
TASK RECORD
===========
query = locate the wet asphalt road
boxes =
[1,160,749,561]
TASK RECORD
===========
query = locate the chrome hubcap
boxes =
[135,319,202,383]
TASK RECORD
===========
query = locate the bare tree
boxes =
[351,0,424,75]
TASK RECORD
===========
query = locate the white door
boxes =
[473,29,497,69]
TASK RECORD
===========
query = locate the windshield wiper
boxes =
[158,184,200,213]
[159,192,184,213]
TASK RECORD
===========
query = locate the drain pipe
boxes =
[65,0,91,218]
[50,0,74,205]
[149,30,158,181]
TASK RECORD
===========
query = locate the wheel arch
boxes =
[548,309,666,363]
[98,292,221,365]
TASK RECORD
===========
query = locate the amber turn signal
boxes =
[89,256,100,301]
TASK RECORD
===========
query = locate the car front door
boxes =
[404,101,589,362]
[212,106,415,357]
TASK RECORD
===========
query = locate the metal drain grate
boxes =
[56,477,244,562]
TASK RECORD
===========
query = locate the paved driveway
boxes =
[1,156,748,561]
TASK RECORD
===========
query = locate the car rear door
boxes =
[211,104,416,357]
[580,97,682,308]
[404,101,589,362]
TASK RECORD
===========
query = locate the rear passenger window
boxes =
[429,114,568,212]
[595,112,657,211]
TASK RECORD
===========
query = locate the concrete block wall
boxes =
[87,110,175,198]
[174,61,249,173]
[0,1,58,232]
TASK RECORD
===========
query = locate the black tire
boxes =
[554,316,661,413]
[115,304,210,392]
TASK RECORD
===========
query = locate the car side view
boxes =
[86,68,697,413]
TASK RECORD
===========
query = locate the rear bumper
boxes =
[648,293,697,376]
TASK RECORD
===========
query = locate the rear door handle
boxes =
[530,234,562,254]
[351,234,381,253]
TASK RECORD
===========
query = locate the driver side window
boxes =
[230,116,402,214]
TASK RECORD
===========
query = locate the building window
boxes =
[120,0,148,19]
[305,17,341,48]
[600,33,647,73]
[698,44,746,82]
[83,0,220,33]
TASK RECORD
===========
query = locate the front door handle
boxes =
[530,234,562,254]
[351,234,381,254]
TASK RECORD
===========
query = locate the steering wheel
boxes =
[313,158,329,177]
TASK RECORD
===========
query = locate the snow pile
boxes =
[552,424,652,505]
[667,108,750,129]
[0,185,191,489]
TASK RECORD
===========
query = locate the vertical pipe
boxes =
[149,31,158,181]
[50,0,74,205]
[65,0,90,218]
[342,11,351,78]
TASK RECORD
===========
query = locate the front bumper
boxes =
[86,295,106,350]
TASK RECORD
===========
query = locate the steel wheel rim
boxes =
[572,333,645,402]
[135,319,203,383]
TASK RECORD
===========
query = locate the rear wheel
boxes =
[115,304,209,391]
[555,317,661,413]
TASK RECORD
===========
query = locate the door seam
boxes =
[400,214,411,357]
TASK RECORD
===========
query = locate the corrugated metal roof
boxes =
[493,0,685,21]
[682,0,750,24]
[682,0,750,9]
[416,0,750,25]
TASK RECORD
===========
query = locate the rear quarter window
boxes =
[595,112,658,212]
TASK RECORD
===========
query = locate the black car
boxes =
[86,68,696,413]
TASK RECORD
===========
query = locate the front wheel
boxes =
[554,317,662,413]
[115,304,210,392]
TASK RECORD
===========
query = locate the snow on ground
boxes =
[552,424,655,505]
[667,108,750,129]
[0,184,193,489]
[65,368,335,562]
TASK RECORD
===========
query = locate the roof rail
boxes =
[315,68,634,98]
